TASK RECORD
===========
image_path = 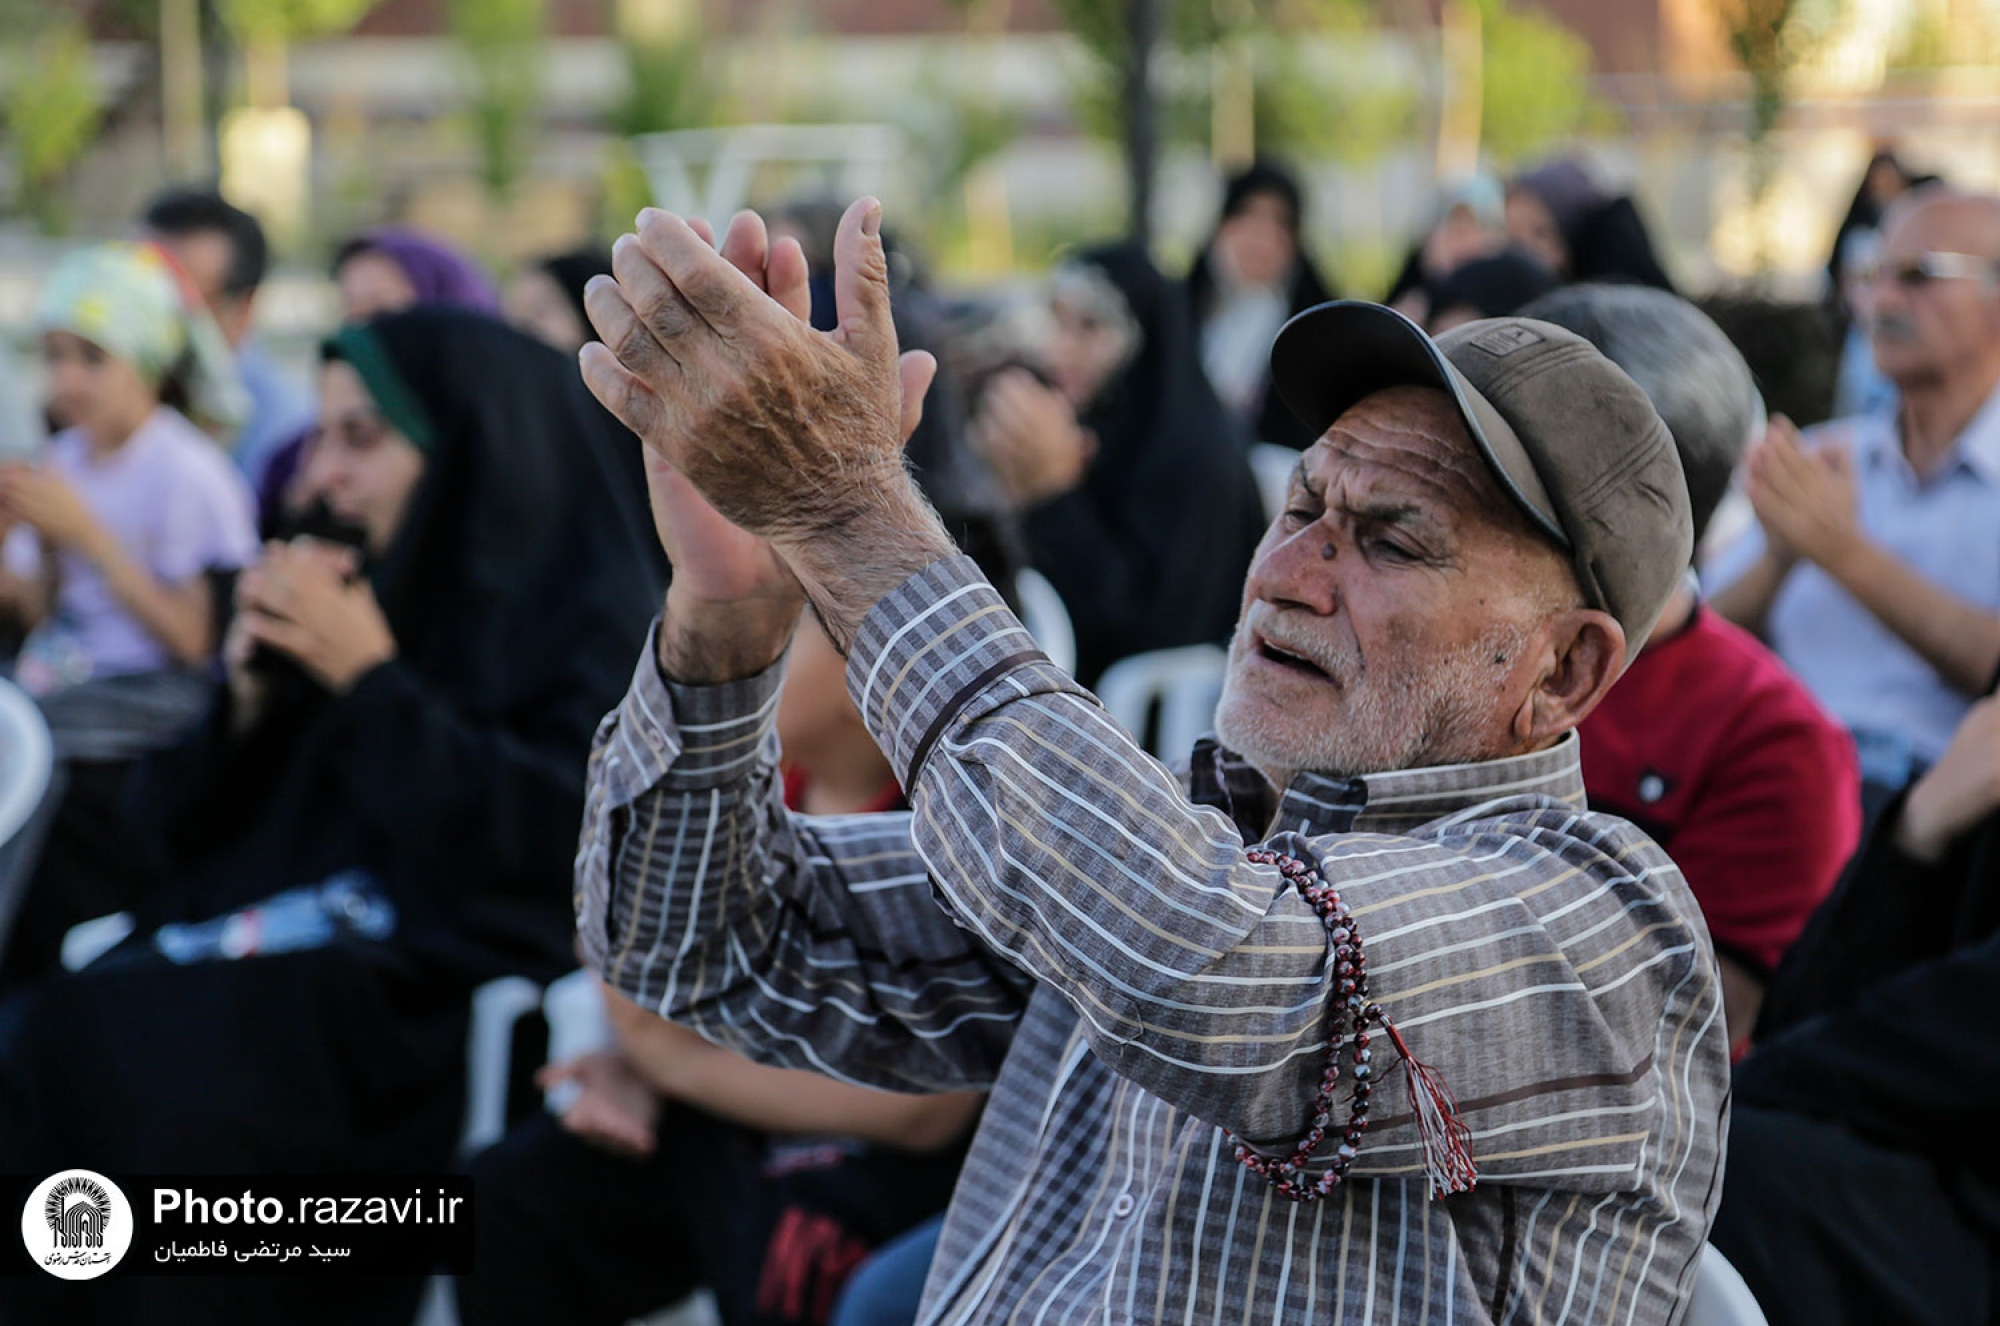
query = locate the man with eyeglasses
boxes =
[1709,188,2000,806]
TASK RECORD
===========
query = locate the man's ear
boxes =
[1511,609,1625,746]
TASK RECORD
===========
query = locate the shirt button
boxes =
[1111,1193,1136,1218]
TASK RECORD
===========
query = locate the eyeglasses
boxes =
[1860,252,2000,289]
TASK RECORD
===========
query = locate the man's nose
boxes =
[1247,523,1339,615]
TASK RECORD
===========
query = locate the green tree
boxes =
[1051,0,1414,237]
[1719,0,1839,274]
[1474,0,1607,165]
[216,0,380,41]
[0,14,104,232]
[450,0,548,201]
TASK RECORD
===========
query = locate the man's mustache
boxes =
[1870,311,1920,342]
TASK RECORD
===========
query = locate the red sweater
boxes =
[1579,606,1860,977]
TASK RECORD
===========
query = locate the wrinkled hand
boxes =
[1898,696,2000,862]
[581,199,928,545]
[1746,417,1861,572]
[625,212,810,616]
[236,539,395,694]
[0,466,107,558]
[971,368,1096,507]
[581,199,954,652]
[537,1050,661,1159]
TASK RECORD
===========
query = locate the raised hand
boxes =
[582,198,955,657]
[619,211,812,612]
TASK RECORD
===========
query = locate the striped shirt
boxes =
[576,556,1730,1324]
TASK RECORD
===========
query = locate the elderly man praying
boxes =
[572,200,1727,1323]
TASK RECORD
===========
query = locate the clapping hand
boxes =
[1746,416,1861,572]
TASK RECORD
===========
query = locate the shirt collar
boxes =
[1857,379,2000,485]
[1187,731,1589,842]
[1951,378,2000,484]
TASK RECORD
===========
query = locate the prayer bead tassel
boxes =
[1225,848,1477,1203]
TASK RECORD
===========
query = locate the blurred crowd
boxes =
[0,143,1997,1326]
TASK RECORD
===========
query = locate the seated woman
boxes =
[1184,159,1337,450]
[966,243,1266,686]
[0,243,258,981]
[0,307,660,1326]
[504,246,613,357]
[0,243,257,749]
[251,227,505,532]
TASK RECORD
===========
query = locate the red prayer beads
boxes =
[1227,848,1477,1202]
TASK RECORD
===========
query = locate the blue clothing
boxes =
[231,340,317,490]
[1833,323,1898,421]
[830,1216,942,1326]
[1705,381,2000,768]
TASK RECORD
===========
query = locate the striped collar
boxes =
[1187,731,1589,842]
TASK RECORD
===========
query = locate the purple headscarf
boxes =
[343,228,502,313]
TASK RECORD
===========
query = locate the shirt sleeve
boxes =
[849,556,1725,1189]
[2,525,39,581]
[574,621,1034,1094]
[152,448,259,584]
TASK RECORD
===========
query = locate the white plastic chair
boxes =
[458,975,546,1159]
[1250,442,1299,524]
[538,967,616,1114]
[0,678,54,953]
[1094,644,1229,761]
[413,974,555,1326]
[1014,568,1077,676]
[1685,1244,1770,1326]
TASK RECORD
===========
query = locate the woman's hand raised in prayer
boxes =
[580,198,953,657]
[235,538,396,696]
[971,368,1097,507]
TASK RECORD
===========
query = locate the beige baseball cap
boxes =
[1268,301,1692,649]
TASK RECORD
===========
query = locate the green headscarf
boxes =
[321,324,439,454]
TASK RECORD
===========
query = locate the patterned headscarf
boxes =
[35,243,188,384]
[34,242,249,436]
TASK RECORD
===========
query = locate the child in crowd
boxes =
[0,243,257,747]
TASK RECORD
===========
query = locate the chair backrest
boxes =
[1249,442,1299,525]
[1094,644,1229,761]
[1014,568,1078,677]
[459,975,545,1160]
[1684,1244,1771,1326]
[0,679,52,849]
[0,679,54,956]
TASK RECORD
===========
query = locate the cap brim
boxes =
[1268,301,1569,550]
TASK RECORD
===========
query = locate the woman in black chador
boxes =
[0,307,659,1324]
[970,242,1266,686]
